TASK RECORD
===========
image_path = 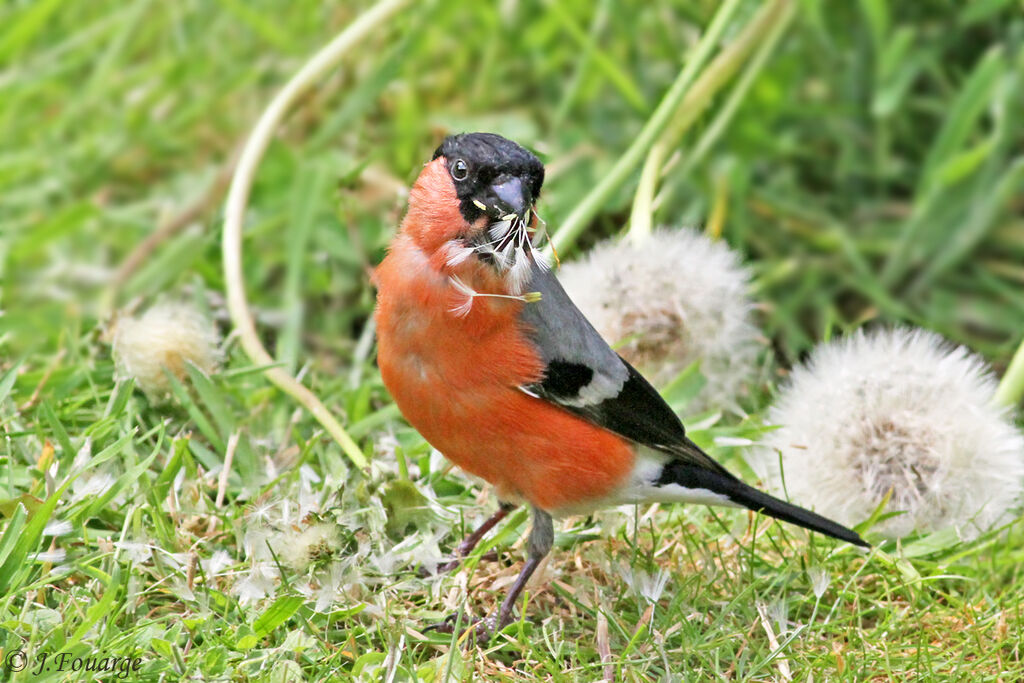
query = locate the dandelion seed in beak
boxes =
[472,199,488,211]
[448,275,540,317]
[489,219,513,240]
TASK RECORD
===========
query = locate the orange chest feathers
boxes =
[373,237,636,512]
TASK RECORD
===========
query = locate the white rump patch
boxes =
[615,449,738,508]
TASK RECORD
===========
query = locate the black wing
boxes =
[519,260,730,476]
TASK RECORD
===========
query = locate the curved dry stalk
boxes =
[222,0,413,469]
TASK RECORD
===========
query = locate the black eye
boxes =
[450,159,469,181]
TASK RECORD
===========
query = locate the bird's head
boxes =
[401,132,547,292]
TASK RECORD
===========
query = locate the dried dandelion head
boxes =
[275,522,343,573]
[111,301,221,396]
[558,228,762,412]
[747,328,1024,540]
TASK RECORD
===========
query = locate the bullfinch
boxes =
[373,132,867,637]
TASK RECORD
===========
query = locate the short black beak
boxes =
[489,176,532,222]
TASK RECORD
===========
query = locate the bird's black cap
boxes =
[433,132,544,224]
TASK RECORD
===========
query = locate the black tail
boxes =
[658,460,869,548]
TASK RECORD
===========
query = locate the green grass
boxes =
[2,0,1024,680]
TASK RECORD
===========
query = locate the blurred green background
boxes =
[3,0,1023,366]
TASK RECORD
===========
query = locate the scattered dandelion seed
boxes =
[299,464,321,486]
[747,328,1024,540]
[713,436,754,447]
[618,563,671,605]
[807,567,830,598]
[34,548,66,564]
[242,527,275,562]
[114,541,153,565]
[112,301,222,396]
[559,228,762,412]
[312,565,348,612]
[235,562,278,605]
[43,519,73,537]
[170,577,196,603]
[73,437,92,470]
[71,473,115,502]
[202,550,234,576]
[767,599,789,634]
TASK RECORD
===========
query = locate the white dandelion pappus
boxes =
[33,548,67,564]
[43,519,73,537]
[747,328,1024,540]
[112,301,222,396]
[558,228,762,413]
[234,562,279,605]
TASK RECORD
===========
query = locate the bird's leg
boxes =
[456,502,517,558]
[434,502,516,574]
[426,507,553,642]
[489,506,553,635]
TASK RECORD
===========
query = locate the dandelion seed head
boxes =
[559,229,762,412]
[275,523,342,572]
[748,328,1024,539]
[112,301,221,396]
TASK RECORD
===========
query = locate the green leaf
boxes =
[234,625,259,651]
[253,595,305,637]
[900,527,962,558]
[184,361,235,440]
[0,466,79,594]
[67,566,122,648]
[39,398,75,458]
[918,47,1005,197]
[0,362,21,405]
[0,504,28,572]
[164,368,224,452]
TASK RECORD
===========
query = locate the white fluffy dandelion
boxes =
[747,328,1024,540]
[558,228,762,412]
[111,301,221,396]
[274,522,342,572]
